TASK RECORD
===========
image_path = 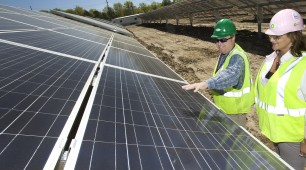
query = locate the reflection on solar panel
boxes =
[106,47,183,81]
[111,40,156,58]
[0,4,293,170]
[65,65,290,170]
[0,42,96,169]
[0,4,106,169]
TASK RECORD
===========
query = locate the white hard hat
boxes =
[265,9,304,35]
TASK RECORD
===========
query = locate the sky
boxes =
[0,0,162,11]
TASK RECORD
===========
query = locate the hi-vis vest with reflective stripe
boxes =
[255,53,306,143]
[212,44,254,114]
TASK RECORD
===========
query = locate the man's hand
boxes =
[181,82,208,93]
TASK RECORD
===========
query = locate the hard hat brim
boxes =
[211,35,223,38]
[265,29,283,36]
[265,29,275,35]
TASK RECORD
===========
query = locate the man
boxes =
[182,18,254,127]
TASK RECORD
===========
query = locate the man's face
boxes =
[214,36,235,54]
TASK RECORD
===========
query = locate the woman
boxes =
[254,9,306,170]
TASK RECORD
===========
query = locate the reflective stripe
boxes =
[276,57,303,107]
[224,87,250,97]
[255,97,306,117]
[255,57,305,117]
[221,49,250,98]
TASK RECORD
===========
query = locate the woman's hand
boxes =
[181,82,208,93]
[300,139,306,157]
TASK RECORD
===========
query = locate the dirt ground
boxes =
[125,21,276,150]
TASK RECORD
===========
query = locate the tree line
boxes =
[46,0,183,20]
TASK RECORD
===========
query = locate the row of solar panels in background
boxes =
[50,10,132,37]
[139,0,306,21]
[0,4,292,170]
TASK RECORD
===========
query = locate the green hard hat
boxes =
[211,19,237,38]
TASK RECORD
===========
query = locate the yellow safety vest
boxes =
[212,44,254,114]
[255,53,306,142]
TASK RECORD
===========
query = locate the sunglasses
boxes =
[214,36,233,43]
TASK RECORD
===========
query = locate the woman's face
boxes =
[269,34,292,54]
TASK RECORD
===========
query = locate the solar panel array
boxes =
[0,4,109,169]
[0,4,293,170]
[50,10,133,37]
[139,0,306,23]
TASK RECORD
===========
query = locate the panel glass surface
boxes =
[0,4,45,16]
[0,30,105,61]
[50,10,132,36]
[113,34,143,47]
[0,12,63,29]
[56,29,110,45]
[0,17,37,30]
[0,42,95,169]
[34,15,89,28]
[0,8,9,13]
[107,47,183,81]
[74,66,288,170]
[74,26,113,37]
[111,40,156,58]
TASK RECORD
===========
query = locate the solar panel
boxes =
[106,47,184,81]
[0,4,46,16]
[138,0,306,31]
[0,18,38,31]
[111,40,156,58]
[65,65,290,170]
[0,4,109,169]
[0,12,66,29]
[0,30,106,61]
[51,10,133,37]
[55,29,111,44]
[0,42,96,169]
[0,4,293,170]
[73,26,114,37]
[113,34,144,47]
